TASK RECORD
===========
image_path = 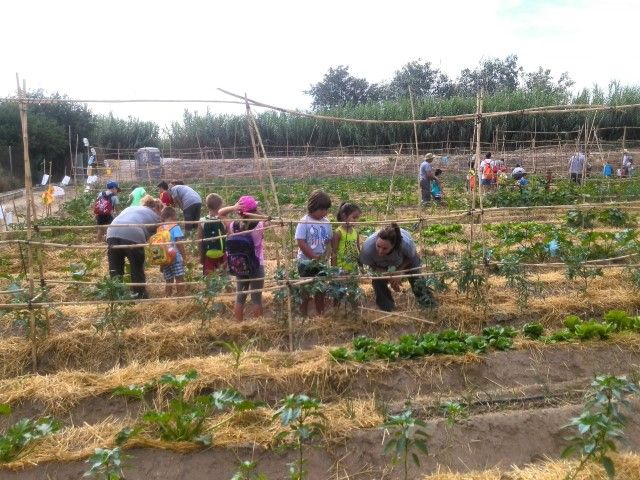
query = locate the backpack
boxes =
[147,224,177,267]
[483,163,494,180]
[226,225,259,277]
[202,216,225,259]
[94,193,113,216]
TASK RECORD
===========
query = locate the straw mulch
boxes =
[424,453,640,480]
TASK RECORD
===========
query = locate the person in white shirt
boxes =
[622,149,634,177]
[568,152,586,183]
[511,164,525,180]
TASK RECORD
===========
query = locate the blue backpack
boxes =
[226,226,260,277]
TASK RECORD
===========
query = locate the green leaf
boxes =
[601,455,615,479]
[411,452,421,467]
[0,404,11,416]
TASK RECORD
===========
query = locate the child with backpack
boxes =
[296,190,333,316]
[197,193,227,276]
[94,181,120,242]
[218,195,266,322]
[150,206,186,296]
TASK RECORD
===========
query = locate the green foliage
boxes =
[273,394,326,480]
[523,322,544,340]
[562,375,640,480]
[230,460,267,480]
[456,251,487,308]
[603,310,633,332]
[499,254,536,310]
[91,277,136,357]
[566,209,596,229]
[598,208,633,228]
[420,223,463,246]
[0,415,61,462]
[84,447,129,480]
[194,273,230,327]
[382,407,429,480]
[214,338,258,370]
[440,401,468,427]
[561,244,603,292]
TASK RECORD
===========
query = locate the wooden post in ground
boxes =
[385,144,403,220]
[475,89,487,259]
[16,74,37,371]
[408,86,421,207]
[244,94,270,213]
[532,120,537,173]
[622,126,627,151]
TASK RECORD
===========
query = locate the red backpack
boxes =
[94,193,113,216]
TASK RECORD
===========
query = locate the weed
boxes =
[0,405,61,463]
[441,401,468,427]
[230,460,267,480]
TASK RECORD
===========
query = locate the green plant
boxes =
[566,209,596,228]
[523,322,544,339]
[440,401,468,427]
[562,375,640,480]
[214,338,258,370]
[561,245,603,292]
[456,251,487,308]
[499,254,535,310]
[598,208,632,227]
[194,273,230,327]
[84,447,129,479]
[91,276,136,358]
[230,460,267,480]
[603,310,633,332]
[0,406,61,462]
[273,394,326,480]
[381,406,429,480]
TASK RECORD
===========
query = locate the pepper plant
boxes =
[381,406,429,480]
[194,272,230,327]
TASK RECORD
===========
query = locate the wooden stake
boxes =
[244,95,270,213]
[385,144,403,220]
[16,74,37,371]
[408,86,421,207]
[475,89,487,260]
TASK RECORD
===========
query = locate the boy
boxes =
[158,207,186,295]
[94,181,120,242]
[431,169,443,203]
[197,193,227,276]
[603,160,613,178]
[295,190,333,316]
[157,181,172,207]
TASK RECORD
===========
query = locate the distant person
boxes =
[168,181,203,233]
[157,206,187,296]
[511,164,525,180]
[106,196,161,299]
[419,153,437,205]
[128,185,146,206]
[480,153,495,189]
[603,160,614,178]
[431,169,444,203]
[622,149,634,177]
[568,151,586,183]
[517,173,529,190]
[359,223,433,312]
[94,181,120,242]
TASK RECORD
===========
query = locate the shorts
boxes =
[183,203,202,232]
[480,178,492,186]
[203,255,226,276]
[96,214,113,226]
[163,260,185,281]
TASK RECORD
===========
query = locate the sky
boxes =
[1,0,638,131]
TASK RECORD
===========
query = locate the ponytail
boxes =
[336,202,362,222]
[378,223,402,251]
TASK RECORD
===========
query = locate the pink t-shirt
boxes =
[228,221,264,265]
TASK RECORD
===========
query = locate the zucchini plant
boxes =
[0,404,61,463]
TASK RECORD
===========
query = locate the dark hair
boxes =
[336,202,362,222]
[171,180,184,186]
[485,152,492,159]
[434,169,442,176]
[378,223,402,252]
[233,217,259,233]
[307,190,332,214]
[157,181,169,190]
[160,206,177,221]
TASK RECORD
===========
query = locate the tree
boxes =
[456,54,523,95]
[524,67,574,99]
[387,60,443,99]
[306,66,382,110]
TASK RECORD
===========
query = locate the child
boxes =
[219,196,266,322]
[517,173,529,191]
[603,160,613,178]
[94,181,120,242]
[431,169,443,203]
[296,190,333,316]
[197,193,226,276]
[128,184,146,206]
[331,202,362,274]
[157,181,173,207]
[158,207,187,296]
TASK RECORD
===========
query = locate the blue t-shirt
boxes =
[169,224,184,264]
[603,164,613,177]
[295,215,333,261]
[518,177,529,187]
[431,182,441,197]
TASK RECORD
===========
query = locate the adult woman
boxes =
[359,223,433,311]
[168,181,202,233]
[106,195,161,299]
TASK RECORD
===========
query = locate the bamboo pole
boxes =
[408,87,421,207]
[385,144,403,219]
[475,90,487,260]
[244,95,270,213]
[16,74,37,371]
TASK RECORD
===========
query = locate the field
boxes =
[2,164,640,480]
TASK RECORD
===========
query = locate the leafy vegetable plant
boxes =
[0,405,61,463]
[381,406,429,480]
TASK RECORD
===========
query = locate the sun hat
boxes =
[238,195,258,214]
[106,181,121,192]
[424,153,435,161]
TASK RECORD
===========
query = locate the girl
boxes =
[158,206,187,296]
[218,195,267,322]
[331,202,361,274]
[295,190,333,316]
